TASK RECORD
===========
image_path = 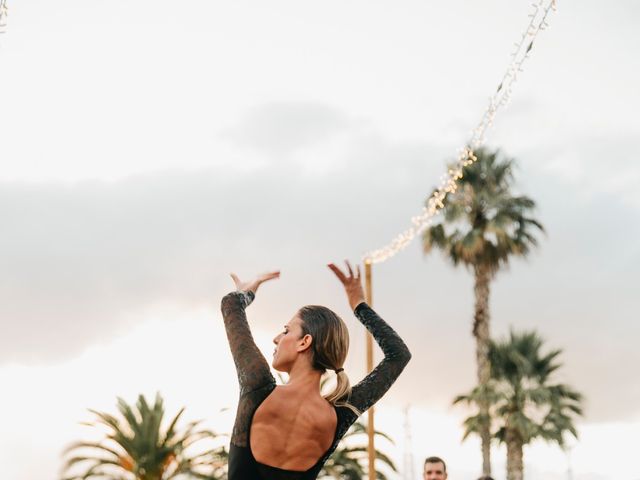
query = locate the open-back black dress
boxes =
[221,290,411,480]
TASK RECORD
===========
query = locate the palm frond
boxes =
[454,329,584,455]
[423,147,544,272]
[61,394,226,480]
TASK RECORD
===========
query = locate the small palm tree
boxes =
[422,147,544,476]
[320,421,397,480]
[61,393,228,480]
[454,331,584,480]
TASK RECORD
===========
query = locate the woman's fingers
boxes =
[328,263,348,283]
[230,271,279,293]
[329,261,362,282]
[258,271,281,283]
[329,260,365,310]
[345,260,354,278]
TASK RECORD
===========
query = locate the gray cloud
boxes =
[0,115,447,365]
[1,102,638,423]
[223,102,352,157]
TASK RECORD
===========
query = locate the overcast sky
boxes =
[1,1,639,479]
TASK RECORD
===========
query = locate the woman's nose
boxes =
[273,334,280,344]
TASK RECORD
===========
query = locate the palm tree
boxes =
[320,421,397,480]
[61,393,228,480]
[422,147,544,475]
[455,331,584,480]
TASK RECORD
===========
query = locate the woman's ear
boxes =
[297,334,313,353]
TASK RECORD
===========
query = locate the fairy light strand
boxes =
[0,0,556,263]
[364,0,557,264]
[0,0,7,34]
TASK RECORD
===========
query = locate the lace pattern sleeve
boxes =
[221,291,275,395]
[348,303,411,413]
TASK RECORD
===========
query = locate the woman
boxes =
[221,261,411,480]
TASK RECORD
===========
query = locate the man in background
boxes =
[423,456,447,480]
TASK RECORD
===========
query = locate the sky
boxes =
[1,1,639,479]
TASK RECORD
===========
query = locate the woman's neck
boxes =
[285,362,323,394]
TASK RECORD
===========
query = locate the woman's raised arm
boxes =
[221,271,280,395]
[328,262,411,414]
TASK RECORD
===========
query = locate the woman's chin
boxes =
[271,360,288,373]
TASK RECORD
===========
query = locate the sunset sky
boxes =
[1,1,639,479]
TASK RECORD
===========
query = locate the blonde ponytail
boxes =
[324,370,360,415]
[298,305,362,416]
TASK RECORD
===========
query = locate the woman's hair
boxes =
[298,305,360,415]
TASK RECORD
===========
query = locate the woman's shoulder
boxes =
[269,387,337,424]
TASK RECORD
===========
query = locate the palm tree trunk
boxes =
[473,264,492,476]
[505,429,524,480]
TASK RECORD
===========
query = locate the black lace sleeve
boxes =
[221,291,275,395]
[349,302,411,413]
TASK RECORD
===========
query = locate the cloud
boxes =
[528,133,640,208]
[1,102,639,424]
[0,121,447,365]
[223,101,352,158]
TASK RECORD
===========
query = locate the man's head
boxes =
[423,456,447,480]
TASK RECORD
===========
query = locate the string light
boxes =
[0,0,7,34]
[0,0,556,264]
[363,0,557,264]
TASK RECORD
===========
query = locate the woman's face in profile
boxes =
[272,314,305,372]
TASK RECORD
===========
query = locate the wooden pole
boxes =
[364,261,375,480]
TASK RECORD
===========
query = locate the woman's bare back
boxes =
[250,386,337,471]
[221,289,411,479]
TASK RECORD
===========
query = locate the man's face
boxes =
[423,461,447,480]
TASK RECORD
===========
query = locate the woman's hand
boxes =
[328,261,366,311]
[230,271,280,295]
